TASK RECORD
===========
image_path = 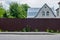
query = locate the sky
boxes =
[20,0,60,9]
[0,0,60,10]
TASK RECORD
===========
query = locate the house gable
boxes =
[34,4,56,18]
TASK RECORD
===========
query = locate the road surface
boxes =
[0,32,59,40]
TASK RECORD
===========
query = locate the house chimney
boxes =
[58,2,60,16]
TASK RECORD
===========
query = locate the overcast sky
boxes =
[0,0,60,10]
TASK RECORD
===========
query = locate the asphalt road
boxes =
[0,32,59,40]
[0,35,60,40]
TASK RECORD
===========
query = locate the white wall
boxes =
[35,4,55,18]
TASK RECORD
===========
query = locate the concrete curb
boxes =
[0,32,56,35]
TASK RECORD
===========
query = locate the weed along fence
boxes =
[0,18,60,32]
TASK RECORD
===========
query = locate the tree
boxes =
[17,5,27,18]
[3,11,8,18]
[9,2,30,18]
[21,4,30,12]
[9,2,19,18]
[0,5,5,18]
[20,4,30,18]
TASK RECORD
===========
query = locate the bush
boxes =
[50,30,54,33]
[34,29,39,32]
[21,25,30,32]
[46,29,50,32]
[22,28,26,32]
[0,29,2,32]
[57,30,59,33]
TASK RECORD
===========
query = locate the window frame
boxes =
[46,11,49,16]
[42,11,45,16]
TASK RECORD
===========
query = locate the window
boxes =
[46,11,49,16]
[42,11,45,16]
[45,7,46,8]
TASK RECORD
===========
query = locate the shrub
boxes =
[57,30,59,33]
[50,30,54,33]
[34,29,39,32]
[22,28,26,32]
[0,29,2,32]
[25,25,30,32]
[46,29,50,32]
[5,30,8,32]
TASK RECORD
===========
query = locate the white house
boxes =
[56,2,60,18]
[27,2,60,18]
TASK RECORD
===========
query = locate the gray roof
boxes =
[27,8,40,17]
[27,4,56,18]
[28,8,40,12]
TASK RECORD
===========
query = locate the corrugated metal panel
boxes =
[27,8,40,18]
[28,8,40,12]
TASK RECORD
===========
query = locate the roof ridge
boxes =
[34,4,56,18]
